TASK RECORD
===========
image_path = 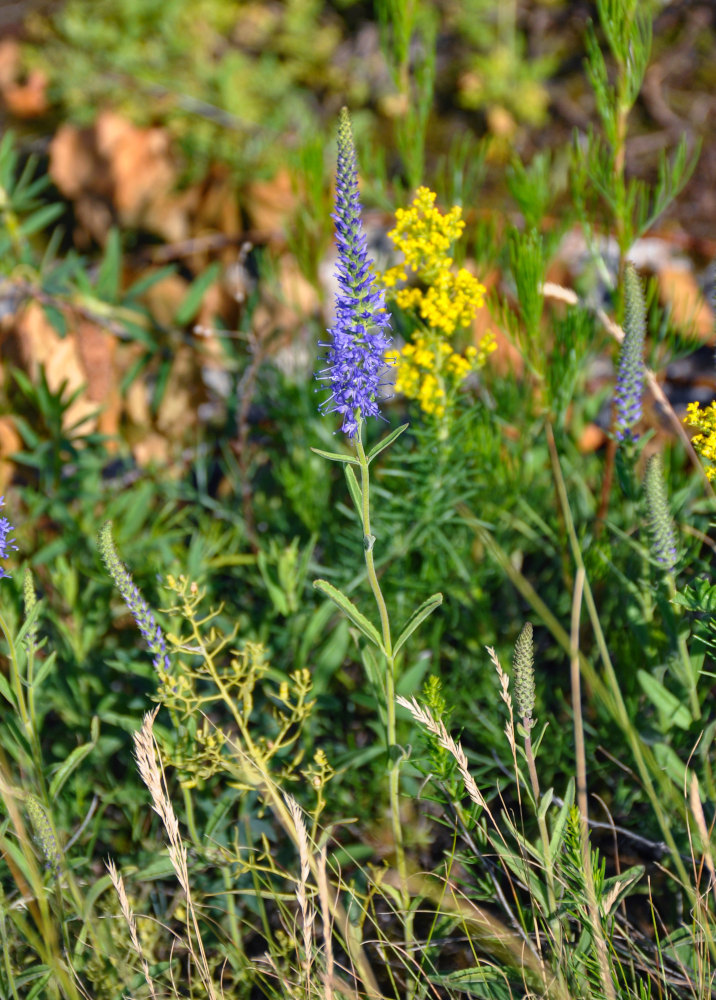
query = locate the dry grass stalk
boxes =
[316,844,335,1000]
[486,646,521,807]
[221,729,382,1000]
[396,694,505,843]
[133,709,218,1000]
[106,858,158,1000]
[284,792,316,995]
[688,772,716,908]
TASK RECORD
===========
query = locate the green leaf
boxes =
[396,656,432,697]
[95,228,122,301]
[366,423,409,463]
[125,264,177,301]
[42,304,67,337]
[393,593,443,656]
[49,726,99,799]
[549,778,574,856]
[536,786,554,821]
[19,203,63,238]
[344,465,363,522]
[387,744,405,765]
[257,551,289,616]
[32,650,57,690]
[14,601,43,647]
[174,262,221,325]
[0,670,14,707]
[313,579,384,651]
[492,838,547,907]
[310,447,359,464]
[637,669,692,731]
[433,966,514,1000]
[653,741,690,790]
[131,856,177,881]
[499,811,544,864]
[600,864,643,916]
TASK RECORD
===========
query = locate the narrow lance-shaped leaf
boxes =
[393,593,443,656]
[549,777,575,856]
[637,669,692,730]
[344,465,364,525]
[313,579,384,652]
[366,423,410,463]
[310,447,359,465]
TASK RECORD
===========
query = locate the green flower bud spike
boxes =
[23,567,39,652]
[644,454,678,572]
[26,795,61,877]
[513,621,541,802]
[512,621,535,727]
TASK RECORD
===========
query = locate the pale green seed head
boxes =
[26,795,61,876]
[512,622,535,724]
[644,454,678,571]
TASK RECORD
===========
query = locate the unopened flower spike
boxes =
[23,567,40,652]
[644,454,678,571]
[315,107,394,438]
[512,621,535,727]
[0,496,18,580]
[614,263,646,442]
[98,522,171,677]
[26,795,61,877]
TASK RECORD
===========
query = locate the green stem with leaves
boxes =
[665,574,701,722]
[353,428,411,926]
[544,424,691,889]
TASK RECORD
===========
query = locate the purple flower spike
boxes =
[316,108,394,438]
[0,497,18,580]
[614,264,646,442]
[98,522,172,678]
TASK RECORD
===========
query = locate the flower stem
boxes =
[354,423,412,952]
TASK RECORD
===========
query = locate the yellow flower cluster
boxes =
[384,186,464,283]
[382,187,486,337]
[389,332,496,419]
[393,267,487,337]
[684,401,716,479]
[381,187,492,418]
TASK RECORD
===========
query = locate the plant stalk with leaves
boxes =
[314,109,443,975]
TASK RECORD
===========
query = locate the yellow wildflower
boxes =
[381,187,493,418]
[391,330,496,419]
[685,401,716,479]
[416,268,486,336]
[382,187,486,339]
[388,186,465,281]
[382,265,407,289]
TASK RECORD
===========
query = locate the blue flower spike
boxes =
[316,107,394,438]
[614,263,646,442]
[0,497,18,581]
[99,522,172,678]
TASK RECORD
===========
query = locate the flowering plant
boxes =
[684,401,716,481]
[0,497,18,581]
[315,107,394,438]
[382,186,495,418]
[613,264,646,442]
[312,113,444,972]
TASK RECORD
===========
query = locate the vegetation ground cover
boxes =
[0,1,716,998]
